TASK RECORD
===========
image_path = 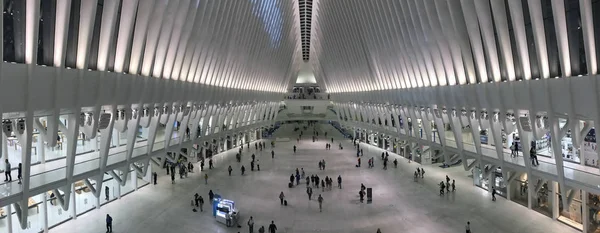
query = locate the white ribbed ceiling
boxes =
[6,0,299,92]
[312,0,600,93]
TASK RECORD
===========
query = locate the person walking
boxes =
[106,214,113,233]
[105,186,110,200]
[446,175,450,184]
[492,187,497,201]
[268,221,277,233]
[307,187,313,200]
[452,180,456,192]
[17,163,22,184]
[209,190,214,203]
[510,142,517,157]
[241,166,246,175]
[421,168,425,178]
[321,180,325,192]
[440,182,445,196]
[293,145,297,154]
[465,221,471,233]
[204,173,208,184]
[337,175,342,189]
[279,192,285,205]
[171,169,176,184]
[152,172,157,185]
[359,190,365,202]
[301,168,305,178]
[248,216,255,233]
[198,195,204,212]
[229,166,233,176]
[209,158,214,169]
[318,194,324,212]
[271,150,275,158]
[393,159,398,168]
[4,159,11,182]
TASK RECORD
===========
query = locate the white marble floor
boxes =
[47,125,579,233]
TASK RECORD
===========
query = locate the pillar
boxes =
[132,170,138,192]
[70,184,77,220]
[527,176,534,209]
[7,204,12,233]
[506,171,512,201]
[583,190,589,232]
[38,134,45,164]
[42,192,48,233]
[1,132,7,168]
[116,177,121,199]
[552,181,559,220]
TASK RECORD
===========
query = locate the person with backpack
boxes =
[259,225,265,233]
[279,192,285,205]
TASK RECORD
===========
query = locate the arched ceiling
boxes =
[7,0,300,92]
[8,0,599,94]
[311,0,598,93]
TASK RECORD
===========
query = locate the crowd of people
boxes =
[95,122,485,233]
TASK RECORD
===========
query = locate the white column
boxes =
[583,190,589,233]
[552,181,559,220]
[70,184,77,220]
[38,135,45,164]
[132,170,138,191]
[42,192,48,233]
[1,132,7,166]
[7,204,12,233]
[115,177,121,199]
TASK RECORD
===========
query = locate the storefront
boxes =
[508,173,528,208]
[557,187,583,230]
[588,192,600,232]
[472,166,505,197]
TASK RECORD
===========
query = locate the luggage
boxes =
[284,200,288,206]
[288,182,293,188]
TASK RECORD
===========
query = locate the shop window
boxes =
[11,193,44,233]
[509,174,528,208]
[532,180,551,217]
[558,188,583,230]
[47,189,72,228]
[588,193,600,232]
[75,179,98,215]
